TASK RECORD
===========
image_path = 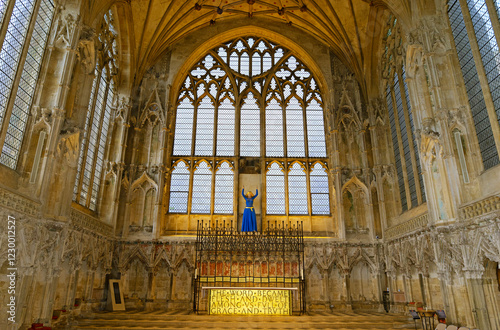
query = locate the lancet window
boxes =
[0,0,55,169]
[170,37,330,215]
[382,17,425,213]
[448,0,500,170]
[73,11,117,211]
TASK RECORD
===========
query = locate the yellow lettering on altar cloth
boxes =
[208,289,291,315]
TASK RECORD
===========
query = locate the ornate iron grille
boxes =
[193,220,306,315]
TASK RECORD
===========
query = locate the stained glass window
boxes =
[170,37,330,216]
[169,161,190,213]
[448,0,500,169]
[0,0,55,169]
[240,92,260,156]
[387,83,407,211]
[216,95,235,156]
[310,163,330,214]
[214,161,234,214]
[191,161,212,214]
[288,162,308,214]
[194,96,215,156]
[266,162,286,215]
[73,10,117,211]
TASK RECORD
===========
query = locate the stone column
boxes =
[40,267,61,325]
[145,267,157,311]
[341,268,352,311]
[464,270,492,330]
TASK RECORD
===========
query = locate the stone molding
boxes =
[70,207,113,237]
[459,195,500,221]
[385,213,429,240]
[0,186,41,216]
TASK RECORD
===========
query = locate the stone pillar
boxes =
[40,267,61,325]
[465,270,492,330]
[341,268,352,311]
[82,269,96,311]
[145,268,156,311]
[437,269,457,324]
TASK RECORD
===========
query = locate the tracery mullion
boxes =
[86,78,110,208]
[301,89,310,159]
[0,0,15,53]
[485,0,500,49]
[190,86,200,157]
[397,68,422,206]
[76,70,102,204]
[305,162,312,216]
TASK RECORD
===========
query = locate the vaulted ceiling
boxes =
[84,0,422,96]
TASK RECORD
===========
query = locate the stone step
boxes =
[70,311,416,330]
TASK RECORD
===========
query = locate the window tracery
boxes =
[0,0,55,169]
[382,17,426,213]
[170,37,329,216]
[448,0,500,170]
[73,10,118,211]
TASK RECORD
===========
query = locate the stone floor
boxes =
[69,310,417,330]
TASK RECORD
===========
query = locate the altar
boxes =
[205,287,295,315]
[193,220,306,315]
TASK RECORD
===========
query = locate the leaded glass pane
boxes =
[0,0,36,144]
[387,83,407,211]
[216,98,235,156]
[191,161,212,214]
[310,163,330,215]
[467,0,500,154]
[169,161,190,213]
[240,92,260,156]
[449,0,500,169]
[286,97,305,157]
[288,162,308,214]
[1,0,54,169]
[214,162,233,214]
[266,162,285,214]
[173,98,194,155]
[402,68,426,203]
[194,96,215,156]
[265,98,284,157]
[0,0,8,27]
[394,72,417,207]
[306,99,327,157]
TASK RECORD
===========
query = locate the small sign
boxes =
[409,310,420,319]
[108,280,125,311]
[436,310,446,319]
[209,289,291,315]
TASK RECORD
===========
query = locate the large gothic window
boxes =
[382,17,426,213]
[0,0,55,169]
[448,0,500,170]
[73,11,117,211]
[170,37,330,215]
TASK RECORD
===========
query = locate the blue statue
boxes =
[241,187,258,232]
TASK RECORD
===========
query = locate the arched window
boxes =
[288,162,308,214]
[266,162,286,215]
[168,160,190,213]
[214,161,234,214]
[170,37,330,216]
[382,17,426,213]
[0,0,55,169]
[310,162,330,215]
[448,0,500,170]
[73,11,117,211]
[191,160,212,214]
